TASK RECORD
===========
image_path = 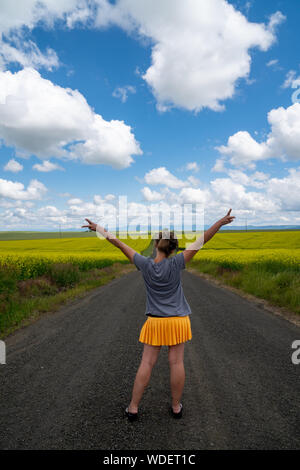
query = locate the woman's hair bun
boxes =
[154,228,178,257]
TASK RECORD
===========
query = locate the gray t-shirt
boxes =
[133,251,192,317]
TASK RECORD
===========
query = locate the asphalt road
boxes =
[0,268,300,450]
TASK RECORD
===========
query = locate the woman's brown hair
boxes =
[154,229,178,257]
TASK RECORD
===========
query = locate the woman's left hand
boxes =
[220,208,235,226]
[81,218,97,231]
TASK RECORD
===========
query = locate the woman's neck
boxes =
[154,250,167,263]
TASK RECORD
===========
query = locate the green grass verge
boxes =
[189,259,300,315]
[0,261,132,339]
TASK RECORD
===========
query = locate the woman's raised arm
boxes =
[183,208,235,264]
[81,218,136,263]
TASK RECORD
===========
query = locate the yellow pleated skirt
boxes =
[139,315,192,346]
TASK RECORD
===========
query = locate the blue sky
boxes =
[0,0,299,230]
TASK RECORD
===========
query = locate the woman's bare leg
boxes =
[168,343,185,413]
[128,344,161,413]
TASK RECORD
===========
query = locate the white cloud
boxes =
[0,67,142,169]
[244,1,253,15]
[144,167,188,189]
[66,4,93,28]
[112,85,136,103]
[266,167,300,211]
[178,187,209,205]
[0,177,47,200]
[0,1,285,112]
[0,200,35,210]
[212,157,227,173]
[216,102,300,168]
[0,0,90,71]
[226,169,269,189]
[216,131,269,168]
[141,186,165,202]
[0,0,86,33]
[266,59,278,67]
[267,11,286,33]
[282,70,300,89]
[94,0,285,112]
[175,166,300,222]
[93,195,105,205]
[210,177,278,212]
[37,205,61,217]
[265,103,300,161]
[4,158,23,172]
[104,194,116,201]
[93,193,118,204]
[67,198,83,205]
[2,165,300,229]
[0,34,59,71]
[186,162,199,172]
[33,160,64,172]
[142,166,300,223]
[187,175,200,187]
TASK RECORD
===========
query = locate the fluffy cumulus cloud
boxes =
[210,177,278,212]
[144,167,198,189]
[94,0,285,112]
[0,0,101,71]
[0,0,285,112]
[178,187,210,205]
[0,67,142,168]
[0,177,47,200]
[207,167,300,216]
[2,165,300,229]
[67,197,83,205]
[104,194,116,202]
[216,131,270,169]
[4,158,23,172]
[93,194,116,204]
[137,164,300,226]
[216,102,300,168]
[266,103,300,161]
[141,186,165,202]
[0,0,73,70]
[226,169,269,189]
[144,167,187,189]
[0,1,297,229]
[0,0,89,34]
[33,160,64,172]
[266,167,300,212]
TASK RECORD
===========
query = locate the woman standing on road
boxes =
[82,209,235,421]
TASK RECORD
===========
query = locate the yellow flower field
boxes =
[180,231,300,314]
[0,231,299,337]
[0,231,299,280]
[182,231,300,270]
[0,235,151,279]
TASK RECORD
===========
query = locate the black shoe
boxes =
[125,406,138,422]
[170,403,183,419]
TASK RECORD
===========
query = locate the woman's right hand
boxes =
[220,208,235,226]
[81,218,97,231]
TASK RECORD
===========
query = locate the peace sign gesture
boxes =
[220,208,235,226]
[81,218,97,231]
